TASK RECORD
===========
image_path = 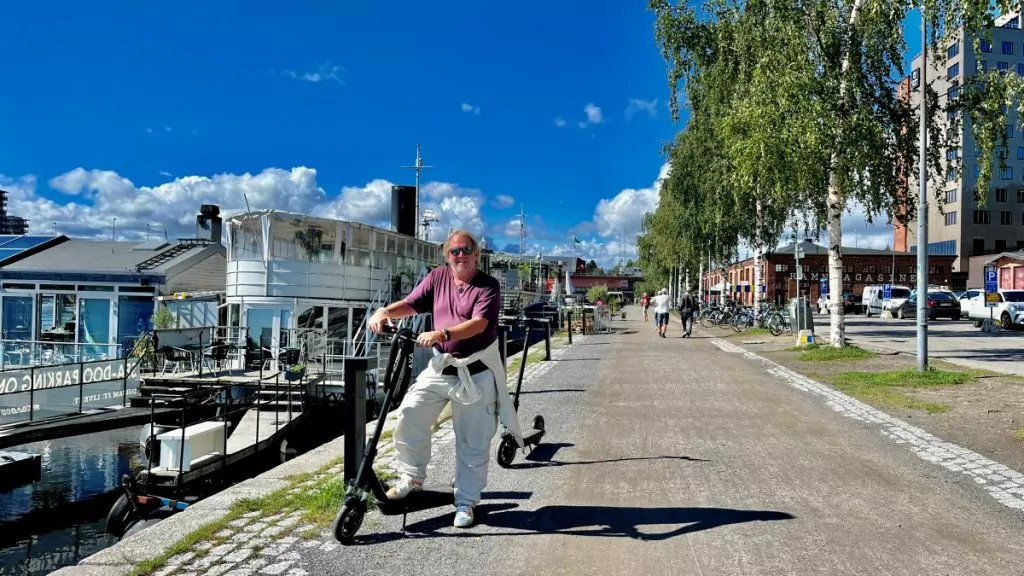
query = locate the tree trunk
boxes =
[826,0,865,348]
[827,174,845,347]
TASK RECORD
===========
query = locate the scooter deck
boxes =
[522,428,545,445]
[376,487,454,516]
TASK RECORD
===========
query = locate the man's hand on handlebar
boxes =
[416,330,444,348]
[368,308,393,334]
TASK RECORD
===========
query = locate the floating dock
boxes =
[0,450,42,491]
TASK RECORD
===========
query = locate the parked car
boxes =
[893,290,961,320]
[863,284,911,317]
[958,288,1024,329]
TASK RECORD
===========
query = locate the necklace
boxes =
[453,269,477,293]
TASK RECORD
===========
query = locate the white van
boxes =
[862,284,912,317]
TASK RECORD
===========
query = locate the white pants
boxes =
[392,366,499,507]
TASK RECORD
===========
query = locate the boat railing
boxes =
[0,354,142,427]
[143,369,312,497]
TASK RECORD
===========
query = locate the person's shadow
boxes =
[508,443,709,469]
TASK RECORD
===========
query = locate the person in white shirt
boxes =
[652,288,671,338]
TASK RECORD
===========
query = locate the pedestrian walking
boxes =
[678,289,698,338]
[640,292,650,322]
[652,288,670,338]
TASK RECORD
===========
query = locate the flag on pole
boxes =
[572,235,582,244]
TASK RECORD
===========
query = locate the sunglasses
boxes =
[449,247,474,256]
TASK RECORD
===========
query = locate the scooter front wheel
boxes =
[332,498,366,545]
[496,437,517,468]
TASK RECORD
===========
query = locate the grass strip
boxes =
[827,368,972,414]
[787,343,873,362]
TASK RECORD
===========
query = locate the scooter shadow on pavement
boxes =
[507,442,710,470]
[388,504,794,542]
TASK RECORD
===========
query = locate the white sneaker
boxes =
[385,476,422,500]
[453,505,474,528]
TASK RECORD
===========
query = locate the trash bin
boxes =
[787,297,815,332]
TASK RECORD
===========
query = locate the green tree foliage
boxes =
[647,0,1017,348]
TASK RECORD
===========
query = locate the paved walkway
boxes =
[73,307,1024,575]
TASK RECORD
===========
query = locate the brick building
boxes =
[701,240,958,305]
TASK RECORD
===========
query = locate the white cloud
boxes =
[592,163,669,239]
[460,102,481,115]
[283,63,344,85]
[578,103,604,128]
[492,194,515,209]
[0,166,487,243]
[553,117,567,128]
[625,98,658,120]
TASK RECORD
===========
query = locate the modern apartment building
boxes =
[899,11,1024,284]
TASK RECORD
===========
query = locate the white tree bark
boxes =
[827,0,866,348]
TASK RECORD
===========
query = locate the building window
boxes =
[974,210,991,224]
[775,264,788,272]
[945,189,958,203]
[929,266,944,274]
[946,146,960,158]
[948,42,960,59]
[1018,63,1024,76]
[1003,41,1014,54]
[945,211,958,225]
[998,61,1010,72]
[978,59,988,72]
[1001,210,1013,224]
[997,145,1008,158]
[948,62,960,78]
[947,168,958,182]
[996,239,1007,252]
[973,238,986,255]
[974,165,981,177]
[1008,125,1015,139]
[981,39,992,53]
[863,265,877,273]
[1018,189,1024,202]
[1001,166,1014,180]
[996,188,1008,202]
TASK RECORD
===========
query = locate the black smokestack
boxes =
[391,185,417,237]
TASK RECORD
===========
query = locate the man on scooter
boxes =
[366,229,524,529]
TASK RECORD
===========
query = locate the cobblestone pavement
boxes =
[143,334,587,576]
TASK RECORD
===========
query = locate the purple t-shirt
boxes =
[404,265,501,358]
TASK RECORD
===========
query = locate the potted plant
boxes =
[285,363,306,382]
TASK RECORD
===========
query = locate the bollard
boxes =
[343,357,369,485]
[543,320,551,361]
[567,309,573,344]
[581,309,587,335]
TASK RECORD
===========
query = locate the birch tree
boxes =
[651,0,1018,347]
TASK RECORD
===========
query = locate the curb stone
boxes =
[50,334,586,576]
[709,336,1024,514]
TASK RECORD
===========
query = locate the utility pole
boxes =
[401,144,434,240]
[916,9,929,371]
[519,204,526,255]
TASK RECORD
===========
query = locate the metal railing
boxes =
[0,340,124,370]
[143,370,311,497]
[0,354,143,427]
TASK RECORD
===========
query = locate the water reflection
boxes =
[0,427,145,576]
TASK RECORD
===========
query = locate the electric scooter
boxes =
[494,314,547,468]
[332,325,454,545]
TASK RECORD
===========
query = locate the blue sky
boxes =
[0,1,932,267]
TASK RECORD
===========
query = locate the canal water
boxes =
[0,427,145,576]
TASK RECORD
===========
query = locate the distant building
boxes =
[702,240,957,304]
[899,10,1024,280]
[0,189,29,234]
